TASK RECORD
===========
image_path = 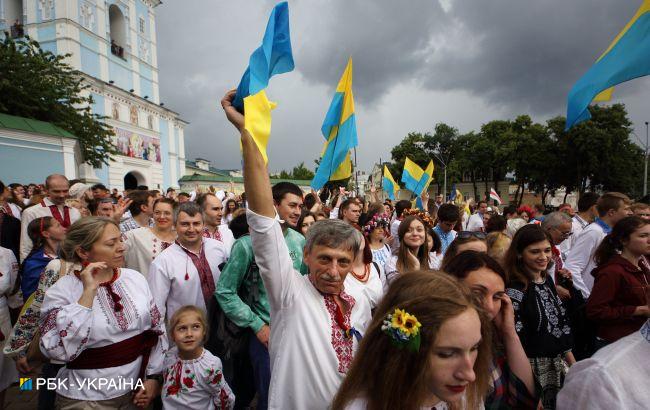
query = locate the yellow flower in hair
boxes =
[391,308,407,328]
[401,313,422,337]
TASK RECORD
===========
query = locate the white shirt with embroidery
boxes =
[20,197,81,261]
[122,227,173,279]
[148,239,227,322]
[39,268,167,401]
[247,209,369,410]
[0,247,19,391]
[162,348,235,410]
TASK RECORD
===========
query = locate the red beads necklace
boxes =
[350,263,370,283]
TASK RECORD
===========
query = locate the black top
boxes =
[507,276,573,358]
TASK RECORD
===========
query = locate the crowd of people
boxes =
[0,91,645,409]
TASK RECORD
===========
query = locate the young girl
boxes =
[21,217,66,299]
[332,271,492,410]
[504,224,574,410]
[384,215,430,287]
[363,212,392,267]
[587,216,650,345]
[163,305,235,409]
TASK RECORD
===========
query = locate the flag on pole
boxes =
[566,0,650,130]
[382,165,399,200]
[233,2,294,163]
[311,58,358,190]
[489,188,503,205]
[401,157,434,196]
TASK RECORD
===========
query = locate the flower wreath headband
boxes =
[362,213,390,235]
[381,308,422,352]
[402,208,434,229]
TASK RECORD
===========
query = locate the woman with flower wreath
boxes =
[384,214,431,288]
[332,271,492,410]
[39,217,167,408]
[162,305,235,409]
[362,212,392,267]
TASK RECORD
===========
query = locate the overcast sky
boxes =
[156,0,650,173]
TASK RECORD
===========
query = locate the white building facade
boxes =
[0,0,186,189]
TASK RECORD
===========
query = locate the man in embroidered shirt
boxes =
[20,174,81,261]
[433,203,460,255]
[119,190,154,233]
[221,90,368,409]
[564,192,632,299]
[215,182,306,410]
[148,202,227,323]
[558,192,599,256]
[197,193,235,257]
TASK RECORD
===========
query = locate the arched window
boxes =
[109,4,127,59]
[5,0,24,37]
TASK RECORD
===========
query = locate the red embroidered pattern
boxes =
[40,308,61,335]
[97,281,139,332]
[323,291,356,373]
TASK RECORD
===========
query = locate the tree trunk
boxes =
[472,172,479,201]
[514,183,521,207]
[563,190,569,204]
[518,182,525,207]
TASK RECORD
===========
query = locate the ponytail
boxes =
[594,216,647,266]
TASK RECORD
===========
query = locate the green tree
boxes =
[291,162,315,180]
[0,35,116,167]
[389,132,430,183]
[425,123,459,195]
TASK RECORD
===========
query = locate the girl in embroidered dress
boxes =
[162,305,235,410]
[39,217,167,408]
[504,224,575,410]
[123,198,177,278]
[21,217,66,299]
[384,216,430,288]
[332,271,492,410]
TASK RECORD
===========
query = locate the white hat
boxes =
[69,182,91,200]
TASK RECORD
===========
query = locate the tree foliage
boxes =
[0,35,117,167]
[279,162,315,180]
[387,105,645,204]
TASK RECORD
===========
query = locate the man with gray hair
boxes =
[148,202,227,322]
[542,211,575,301]
[221,90,370,409]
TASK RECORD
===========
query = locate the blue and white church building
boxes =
[0,0,186,189]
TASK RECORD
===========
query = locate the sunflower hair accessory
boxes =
[381,308,422,352]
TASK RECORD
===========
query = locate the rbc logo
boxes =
[19,378,32,391]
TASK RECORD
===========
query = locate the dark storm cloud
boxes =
[155,1,649,170]
[420,0,642,115]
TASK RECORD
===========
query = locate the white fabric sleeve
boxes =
[246,209,300,310]
[145,291,168,376]
[330,207,339,220]
[563,230,597,298]
[147,259,171,321]
[556,360,623,410]
[39,276,93,361]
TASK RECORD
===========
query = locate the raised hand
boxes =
[494,294,517,337]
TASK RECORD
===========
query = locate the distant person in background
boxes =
[177,192,191,203]
[558,192,600,256]
[630,202,650,222]
[433,203,460,255]
[222,199,238,225]
[91,183,110,200]
[21,217,65,299]
[466,200,488,232]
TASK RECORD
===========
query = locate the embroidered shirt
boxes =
[247,209,368,409]
[433,225,457,255]
[39,268,167,401]
[149,239,227,322]
[162,348,235,410]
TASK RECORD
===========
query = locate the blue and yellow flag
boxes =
[233,2,294,163]
[566,0,650,130]
[401,158,434,196]
[382,165,399,200]
[311,58,358,190]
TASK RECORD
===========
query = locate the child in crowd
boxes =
[162,305,235,410]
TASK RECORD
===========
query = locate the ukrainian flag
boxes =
[401,158,434,196]
[382,165,399,200]
[311,58,358,190]
[566,0,650,130]
[233,2,294,163]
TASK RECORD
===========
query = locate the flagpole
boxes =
[354,147,359,197]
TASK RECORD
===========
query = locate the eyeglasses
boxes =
[458,231,487,240]
[552,227,573,237]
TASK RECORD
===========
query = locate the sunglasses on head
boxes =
[458,231,487,240]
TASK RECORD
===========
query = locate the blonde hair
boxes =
[168,305,209,343]
[61,217,119,263]
[486,232,511,264]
